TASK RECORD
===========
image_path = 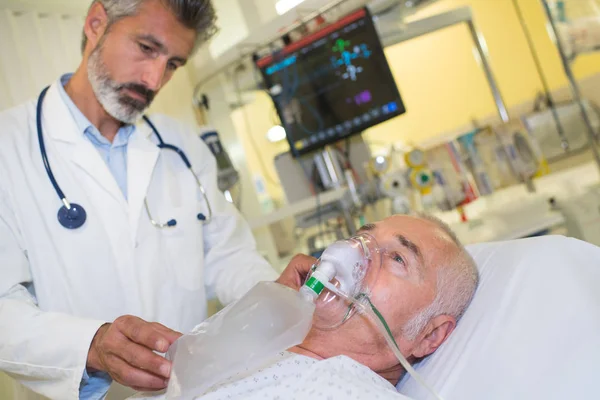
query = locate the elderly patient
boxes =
[134,214,479,400]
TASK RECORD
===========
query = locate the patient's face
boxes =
[316,215,457,361]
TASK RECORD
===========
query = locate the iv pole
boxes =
[539,0,600,174]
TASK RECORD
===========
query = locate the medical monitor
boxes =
[256,7,405,156]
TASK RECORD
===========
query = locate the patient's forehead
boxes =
[360,215,446,242]
[359,215,456,269]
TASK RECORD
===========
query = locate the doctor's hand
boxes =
[86,315,182,392]
[276,253,317,291]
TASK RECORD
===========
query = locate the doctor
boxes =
[0,0,313,399]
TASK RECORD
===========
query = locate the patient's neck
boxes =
[288,344,325,360]
[288,329,405,385]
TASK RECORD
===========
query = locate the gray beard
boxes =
[87,44,148,124]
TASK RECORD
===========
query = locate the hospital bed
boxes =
[2,235,599,400]
[132,234,600,400]
[397,235,600,400]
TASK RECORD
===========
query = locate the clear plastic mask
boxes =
[304,233,383,329]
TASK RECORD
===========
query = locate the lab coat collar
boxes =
[43,81,84,144]
[42,82,127,209]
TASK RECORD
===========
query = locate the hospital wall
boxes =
[231,0,600,204]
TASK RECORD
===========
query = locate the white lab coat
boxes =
[0,80,278,399]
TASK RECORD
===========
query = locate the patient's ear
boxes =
[411,315,455,358]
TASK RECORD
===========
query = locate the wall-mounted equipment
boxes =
[255,7,405,156]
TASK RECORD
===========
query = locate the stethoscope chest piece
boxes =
[57,203,87,229]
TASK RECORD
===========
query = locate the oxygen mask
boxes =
[300,233,382,329]
[300,232,444,400]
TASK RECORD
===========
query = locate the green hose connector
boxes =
[305,276,325,295]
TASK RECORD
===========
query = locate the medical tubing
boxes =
[37,86,67,202]
[362,298,444,400]
[142,115,213,221]
[320,280,444,400]
[142,115,165,144]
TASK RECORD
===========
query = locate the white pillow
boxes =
[397,235,600,400]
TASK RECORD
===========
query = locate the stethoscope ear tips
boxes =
[167,219,177,227]
[197,213,206,221]
[57,203,87,229]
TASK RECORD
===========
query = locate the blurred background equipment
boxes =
[243,0,524,259]
[272,136,373,255]
[541,0,600,173]
[379,169,411,214]
[194,93,242,205]
[199,127,240,199]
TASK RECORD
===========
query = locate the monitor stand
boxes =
[311,146,357,235]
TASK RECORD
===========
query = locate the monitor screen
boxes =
[256,7,405,156]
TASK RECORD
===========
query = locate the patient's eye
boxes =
[391,252,405,266]
[385,252,408,277]
[387,252,410,277]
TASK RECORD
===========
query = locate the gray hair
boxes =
[402,213,479,340]
[81,0,217,53]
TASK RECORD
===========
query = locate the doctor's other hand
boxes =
[86,315,182,392]
[276,253,317,291]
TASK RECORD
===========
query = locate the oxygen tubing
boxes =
[320,280,444,400]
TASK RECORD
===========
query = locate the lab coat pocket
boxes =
[163,207,204,291]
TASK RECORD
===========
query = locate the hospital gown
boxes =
[131,351,413,400]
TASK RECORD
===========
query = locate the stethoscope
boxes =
[36,86,213,230]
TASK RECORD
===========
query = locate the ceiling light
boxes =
[266,125,287,142]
